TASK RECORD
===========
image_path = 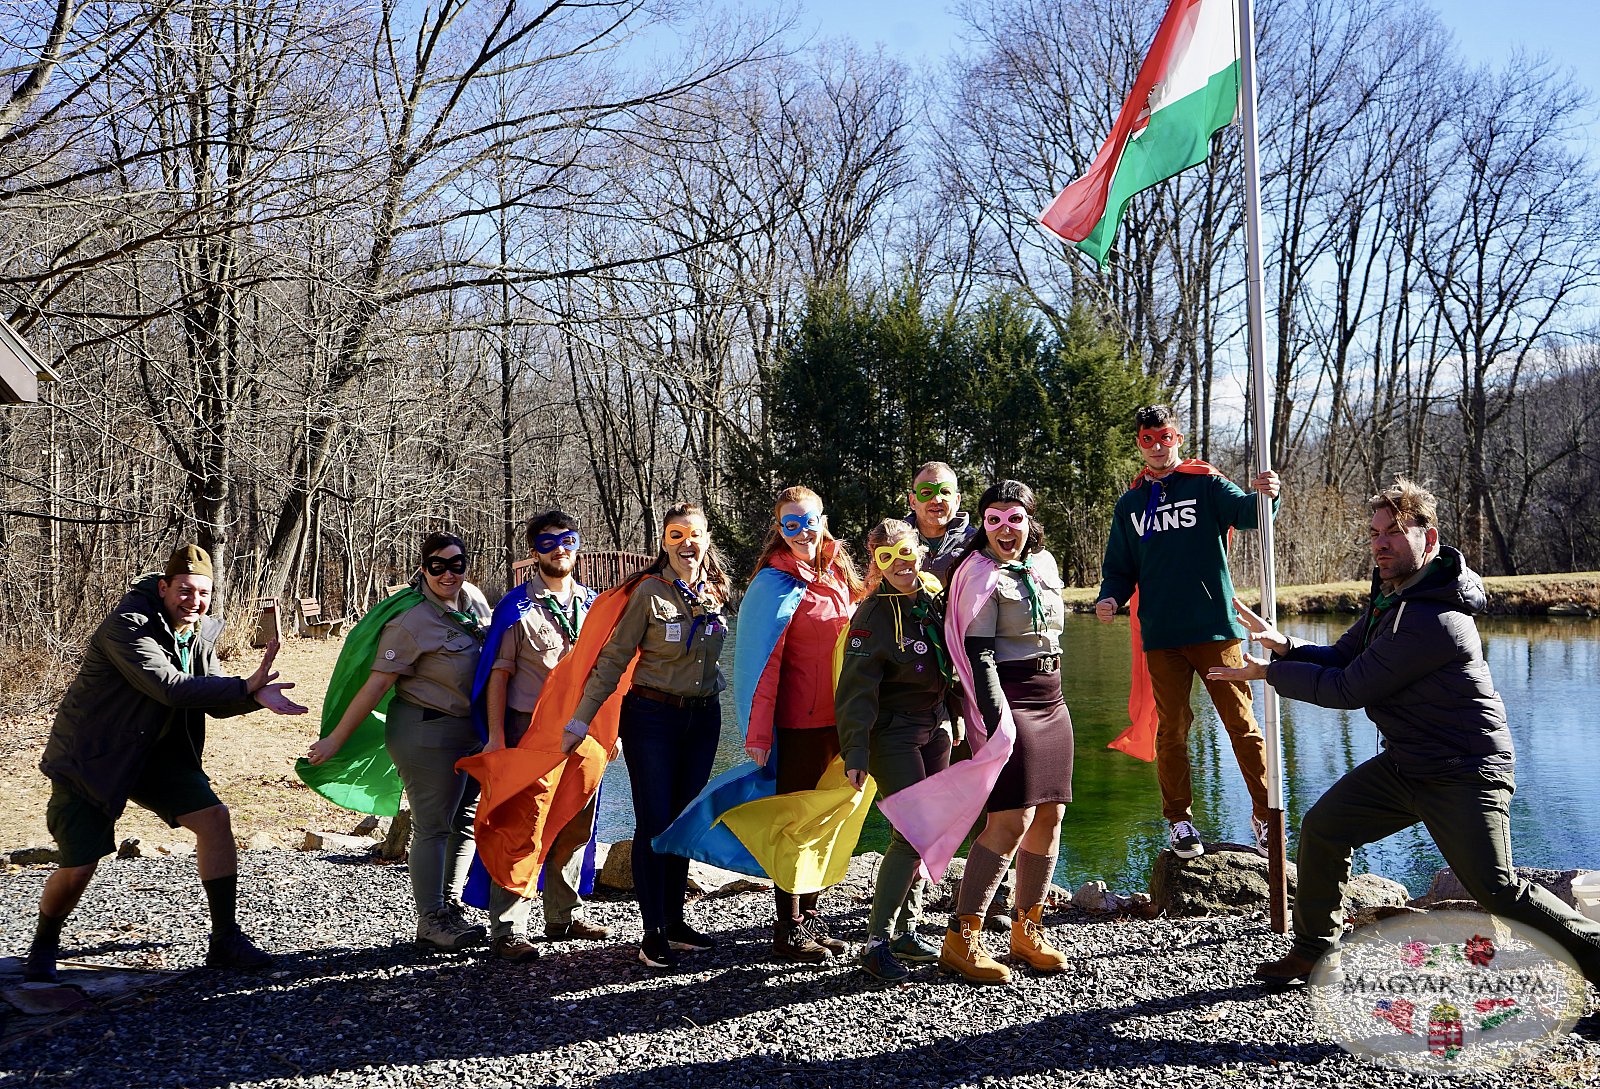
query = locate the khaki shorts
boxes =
[46,769,222,868]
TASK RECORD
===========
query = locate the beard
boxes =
[538,554,575,580]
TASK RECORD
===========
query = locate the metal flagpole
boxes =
[1233,0,1289,933]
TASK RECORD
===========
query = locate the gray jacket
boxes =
[905,510,974,588]
[1267,546,1514,781]
[41,574,260,817]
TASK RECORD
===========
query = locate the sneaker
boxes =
[772,917,831,963]
[663,920,716,952]
[801,912,848,956]
[490,934,541,962]
[545,918,611,941]
[859,939,911,982]
[1252,815,1272,858]
[206,926,273,970]
[888,931,941,963]
[416,909,486,953]
[639,929,678,969]
[1169,820,1205,859]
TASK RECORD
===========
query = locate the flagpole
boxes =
[1234,0,1288,934]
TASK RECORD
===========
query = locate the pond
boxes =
[593,614,1600,896]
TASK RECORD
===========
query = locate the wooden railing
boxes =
[511,550,655,591]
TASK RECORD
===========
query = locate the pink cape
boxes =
[875,554,1016,882]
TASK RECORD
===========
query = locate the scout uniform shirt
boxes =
[494,585,593,713]
[372,584,491,718]
[969,549,1065,663]
[835,586,949,774]
[575,575,726,723]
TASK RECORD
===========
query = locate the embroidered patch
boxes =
[384,650,395,660]
[912,640,928,655]
[844,631,869,657]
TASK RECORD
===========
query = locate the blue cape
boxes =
[462,579,601,908]
[651,565,805,875]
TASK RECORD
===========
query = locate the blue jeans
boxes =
[619,692,720,931]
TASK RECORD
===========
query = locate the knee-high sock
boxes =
[954,843,1010,921]
[1015,848,1058,911]
[202,874,238,933]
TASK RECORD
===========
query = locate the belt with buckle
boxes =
[630,684,716,709]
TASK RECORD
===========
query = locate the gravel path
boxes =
[2,851,1595,1088]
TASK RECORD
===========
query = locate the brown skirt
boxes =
[985,662,1074,812]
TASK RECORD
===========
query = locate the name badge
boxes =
[665,622,682,643]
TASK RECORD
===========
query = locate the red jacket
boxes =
[745,548,854,750]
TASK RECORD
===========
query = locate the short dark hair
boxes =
[1134,404,1179,430]
[420,531,467,566]
[526,510,579,550]
[911,461,957,486]
[953,479,1046,567]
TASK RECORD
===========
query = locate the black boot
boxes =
[23,911,66,984]
[207,925,272,970]
[772,917,830,963]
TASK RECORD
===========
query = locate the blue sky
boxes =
[790,0,1600,106]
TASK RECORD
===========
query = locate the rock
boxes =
[1123,891,1160,919]
[7,846,61,866]
[150,842,194,858]
[1072,880,1120,914]
[1416,866,1592,908]
[1348,903,1426,928]
[1343,872,1410,913]
[1148,844,1298,917]
[599,839,633,891]
[924,856,966,912]
[244,831,280,852]
[379,808,411,861]
[300,830,375,854]
[117,838,144,859]
[350,815,381,837]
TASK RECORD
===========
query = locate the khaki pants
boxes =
[1145,639,1270,825]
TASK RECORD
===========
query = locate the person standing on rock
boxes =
[25,544,307,983]
[936,480,1073,985]
[306,532,492,954]
[560,503,731,970]
[1094,403,1281,860]
[475,511,613,962]
[836,519,955,982]
[1209,477,1600,987]
[905,461,973,589]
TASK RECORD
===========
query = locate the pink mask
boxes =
[983,509,1028,532]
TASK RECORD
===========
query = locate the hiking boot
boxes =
[206,925,273,970]
[859,939,911,982]
[1252,815,1272,858]
[1010,905,1068,972]
[772,917,831,963]
[983,911,1012,934]
[938,914,1012,984]
[1169,820,1205,859]
[444,902,488,944]
[639,929,678,969]
[663,920,716,952]
[801,912,848,956]
[416,909,486,953]
[491,934,541,962]
[889,931,941,963]
[546,918,611,941]
[1255,947,1342,987]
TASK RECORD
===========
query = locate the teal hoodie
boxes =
[1097,471,1276,651]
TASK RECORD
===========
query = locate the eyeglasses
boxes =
[663,524,707,547]
[423,555,468,576]
[983,509,1028,531]
[912,482,955,502]
[1137,427,1181,449]
[779,511,821,538]
[534,531,580,554]
[873,542,919,571]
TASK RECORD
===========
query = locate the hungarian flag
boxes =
[1040,0,1239,265]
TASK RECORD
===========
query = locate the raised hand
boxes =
[255,681,306,715]
[247,639,281,693]
[1206,652,1270,683]
[1231,596,1288,654]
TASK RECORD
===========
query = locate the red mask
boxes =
[1137,427,1180,449]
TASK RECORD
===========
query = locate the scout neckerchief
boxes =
[534,586,584,644]
[997,555,1047,635]
[880,585,955,685]
[174,628,194,673]
[423,590,486,643]
[672,578,726,648]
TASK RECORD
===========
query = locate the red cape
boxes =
[1108,460,1226,762]
[458,573,650,894]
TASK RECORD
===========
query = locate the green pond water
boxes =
[596,614,1600,895]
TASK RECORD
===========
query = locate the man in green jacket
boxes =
[25,545,307,983]
[1095,404,1281,860]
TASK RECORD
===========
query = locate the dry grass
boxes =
[1065,572,1600,616]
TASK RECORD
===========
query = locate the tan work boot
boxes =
[1010,904,1067,972]
[938,914,1012,984]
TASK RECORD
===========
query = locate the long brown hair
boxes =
[646,502,733,603]
[750,485,864,601]
[862,518,920,597]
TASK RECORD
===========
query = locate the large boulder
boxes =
[1149,843,1297,916]
[1414,866,1593,909]
[599,838,634,891]
[1344,872,1410,913]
